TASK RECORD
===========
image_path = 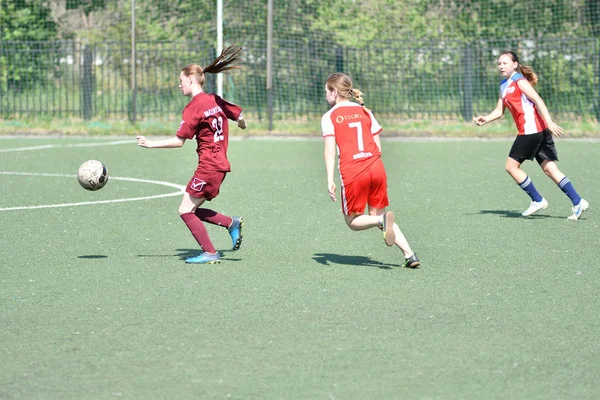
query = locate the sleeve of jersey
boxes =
[321,113,335,138]
[216,96,242,121]
[368,111,383,135]
[176,107,197,140]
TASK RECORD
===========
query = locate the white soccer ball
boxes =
[77,160,109,191]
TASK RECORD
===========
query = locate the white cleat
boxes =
[522,198,548,217]
[567,199,589,221]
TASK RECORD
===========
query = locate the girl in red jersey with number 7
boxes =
[136,45,246,264]
[322,73,420,268]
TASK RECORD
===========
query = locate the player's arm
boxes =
[373,133,382,152]
[236,112,247,130]
[517,80,562,137]
[324,136,337,202]
[217,96,246,129]
[473,98,504,126]
[137,135,186,148]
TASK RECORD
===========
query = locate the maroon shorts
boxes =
[340,159,389,215]
[186,170,227,200]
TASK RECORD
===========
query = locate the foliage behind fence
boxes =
[1,1,599,123]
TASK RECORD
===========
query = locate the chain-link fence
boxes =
[1,1,599,125]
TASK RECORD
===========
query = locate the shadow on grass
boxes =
[478,210,566,219]
[137,248,241,262]
[478,209,564,219]
[312,253,397,269]
[78,255,108,259]
[478,209,524,218]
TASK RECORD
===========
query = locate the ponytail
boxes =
[181,44,245,87]
[203,44,245,75]
[326,73,371,113]
[501,50,538,86]
[349,88,371,113]
[517,63,538,86]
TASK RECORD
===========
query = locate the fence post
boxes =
[130,0,137,124]
[335,45,344,72]
[462,44,474,122]
[82,45,94,120]
[207,45,217,94]
[266,0,274,131]
[596,39,600,122]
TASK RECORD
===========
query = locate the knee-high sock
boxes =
[558,177,582,206]
[180,212,216,254]
[195,208,233,228]
[518,176,543,202]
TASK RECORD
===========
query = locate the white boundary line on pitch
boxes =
[0,139,133,153]
[0,172,185,212]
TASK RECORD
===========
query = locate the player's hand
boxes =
[473,116,487,126]
[136,135,149,147]
[328,182,337,202]
[237,117,247,130]
[547,122,562,138]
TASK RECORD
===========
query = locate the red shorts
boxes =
[340,159,389,215]
[186,170,227,200]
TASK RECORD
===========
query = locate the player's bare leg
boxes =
[343,213,381,231]
[369,206,420,268]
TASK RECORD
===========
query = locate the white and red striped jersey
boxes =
[500,72,547,135]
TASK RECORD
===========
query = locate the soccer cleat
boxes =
[402,253,421,269]
[185,252,221,264]
[228,216,244,250]
[567,199,589,221]
[382,212,396,246]
[521,198,548,217]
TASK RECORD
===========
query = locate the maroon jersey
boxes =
[176,92,242,172]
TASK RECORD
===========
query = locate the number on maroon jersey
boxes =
[212,116,224,142]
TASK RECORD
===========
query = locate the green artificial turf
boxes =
[1,136,598,399]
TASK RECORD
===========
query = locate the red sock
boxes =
[194,208,233,228]
[180,212,216,254]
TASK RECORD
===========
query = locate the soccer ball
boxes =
[77,160,109,191]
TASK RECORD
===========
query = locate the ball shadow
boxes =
[78,255,108,259]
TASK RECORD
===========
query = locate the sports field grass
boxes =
[1,136,598,399]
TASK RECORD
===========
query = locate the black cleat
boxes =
[402,253,420,268]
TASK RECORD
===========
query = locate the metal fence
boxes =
[1,38,599,122]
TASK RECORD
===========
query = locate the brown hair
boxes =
[181,44,245,87]
[325,72,370,112]
[501,50,538,86]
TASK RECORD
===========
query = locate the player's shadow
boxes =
[478,209,525,218]
[137,248,241,262]
[78,255,108,259]
[478,209,561,219]
[312,253,396,270]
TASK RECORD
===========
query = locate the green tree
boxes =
[0,0,58,90]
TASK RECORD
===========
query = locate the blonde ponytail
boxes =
[326,73,371,112]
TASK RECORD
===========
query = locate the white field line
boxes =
[0,139,133,152]
[0,172,185,212]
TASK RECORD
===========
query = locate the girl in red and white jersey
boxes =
[322,73,420,268]
[473,51,588,220]
[137,45,247,264]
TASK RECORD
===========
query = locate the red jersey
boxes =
[176,92,242,172]
[500,72,547,135]
[321,101,383,184]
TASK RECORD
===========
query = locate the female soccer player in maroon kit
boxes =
[137,45,246,264]
[322,73,420,268]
